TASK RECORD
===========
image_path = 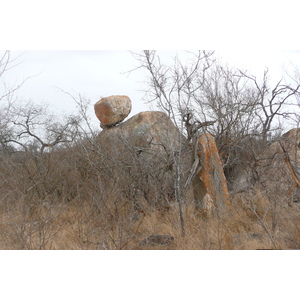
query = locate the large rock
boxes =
[256,128,300,202]
[98,111,184,153]
[282,128,300,143]
[94,95,132,126]
[94,108,230,212]
[96,111,194,208]
[193,133,230,214]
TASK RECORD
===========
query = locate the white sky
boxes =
[3,51,148,115]
[3,50,300,128]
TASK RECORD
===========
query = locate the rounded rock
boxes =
[94,95,132,126]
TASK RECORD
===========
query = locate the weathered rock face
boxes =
[256,128,300,202]
[193,133,230,214]
[94,99,230,212]
[94,95,132,126]
[96,111,194,208]
[282,128,300,143]
[99,111,181,148]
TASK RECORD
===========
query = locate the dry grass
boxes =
[0,142,299,250]
[1,186,300,250]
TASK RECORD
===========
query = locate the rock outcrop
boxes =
[282,128,300,144]
[94,96,230,213]
[94,95,132,127]
[193,133,230,214]
[98,111,183,151]
[256,128,300,202]
[96,111,194,208]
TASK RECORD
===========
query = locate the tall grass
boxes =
[1,187,300,250]
[0,140,299,250]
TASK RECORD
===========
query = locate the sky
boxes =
[2,50,300,129]
[3,50,149,119]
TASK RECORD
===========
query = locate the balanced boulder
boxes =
[93,97,230,213]
[94,95,132,127]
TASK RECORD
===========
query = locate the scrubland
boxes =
[0,144,299,250]
[1,50,300,250]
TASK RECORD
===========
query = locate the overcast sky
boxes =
[4,51,148,119]
[3,50,300,128]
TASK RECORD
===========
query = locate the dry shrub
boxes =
[1,186,300,249]
[1,137,300,250]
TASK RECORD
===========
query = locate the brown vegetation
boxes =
[0,138,299,250]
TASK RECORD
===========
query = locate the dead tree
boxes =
[132,50,217,236]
